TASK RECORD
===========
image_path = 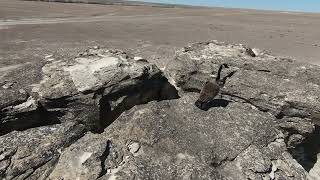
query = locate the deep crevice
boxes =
[42,96,77,109]
[288,125,320,171]
[96,77,179,132]
[0,104,62,136]
[98,140,112,178]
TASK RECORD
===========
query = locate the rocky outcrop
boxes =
[0,47,178,179]
[0,122,86,179]
[1,42,320,179]
[48,95,307,180]
[1,47,178,135]
[166,41,320,118]
[165,41,320,179]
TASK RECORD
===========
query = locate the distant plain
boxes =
[1,0,320,88]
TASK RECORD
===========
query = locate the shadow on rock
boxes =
[97,78,179,133]
[0,105,63,136]
[195,99,231,111]
[289,125,320,172]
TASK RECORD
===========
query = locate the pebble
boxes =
[19,89,26,94]
[134,56,143,61]
[128,142,140,154]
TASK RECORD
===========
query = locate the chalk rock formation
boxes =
[0,47,178,179]
[1,42,320,180]
[48,95,306,180]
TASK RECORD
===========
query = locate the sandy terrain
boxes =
[1,0,320,88]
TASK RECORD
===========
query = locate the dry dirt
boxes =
[1,0,320,88]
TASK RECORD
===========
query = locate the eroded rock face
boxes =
[1,42,320,179]
[0,47,178,179]
[0,88,59,136]
[0,122,86,179]
[0,47,178,135]
[37,48,179,131]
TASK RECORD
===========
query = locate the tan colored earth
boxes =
[1,0,320,88]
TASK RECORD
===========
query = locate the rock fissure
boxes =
[98,140,112,178]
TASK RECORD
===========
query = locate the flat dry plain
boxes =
[1,0,320,88]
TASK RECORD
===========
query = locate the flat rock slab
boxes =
[49,94,308,179]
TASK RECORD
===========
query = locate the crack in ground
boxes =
[98,140,112,178]
[288,125,320,171]
[95,77,180,133]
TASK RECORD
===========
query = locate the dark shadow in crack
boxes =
[95,77,180,133]
[288,125,320,171]
[98,140,112,178]
[0,105,62,136]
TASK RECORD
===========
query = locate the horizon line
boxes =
[132,0,320,13]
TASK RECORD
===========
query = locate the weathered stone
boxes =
[0,89,28,109]
[0,122,86,180]
[166,41,320,118]
[1,42,320,179]
[47,94,308,179]
[36,47,178,132]
[0,89,47,135]
[164,41,320,179]
[128,142,140,154]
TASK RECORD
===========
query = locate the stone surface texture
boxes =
[1,43,320,180]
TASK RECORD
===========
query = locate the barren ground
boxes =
[1,0,320,89]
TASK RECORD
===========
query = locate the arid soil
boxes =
[1,0,320,88]
[1,1,320,179]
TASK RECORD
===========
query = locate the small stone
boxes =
[245,47,256,57]
[128,142,140,154]
[252,48,262,56]
[287,134,304,148]
[19,89,26,94]
[134,56,143,61]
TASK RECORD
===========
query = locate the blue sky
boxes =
[137,0,320,13]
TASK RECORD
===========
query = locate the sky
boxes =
[137,0,320,13]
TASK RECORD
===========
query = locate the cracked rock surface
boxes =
[1,42,320,179]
